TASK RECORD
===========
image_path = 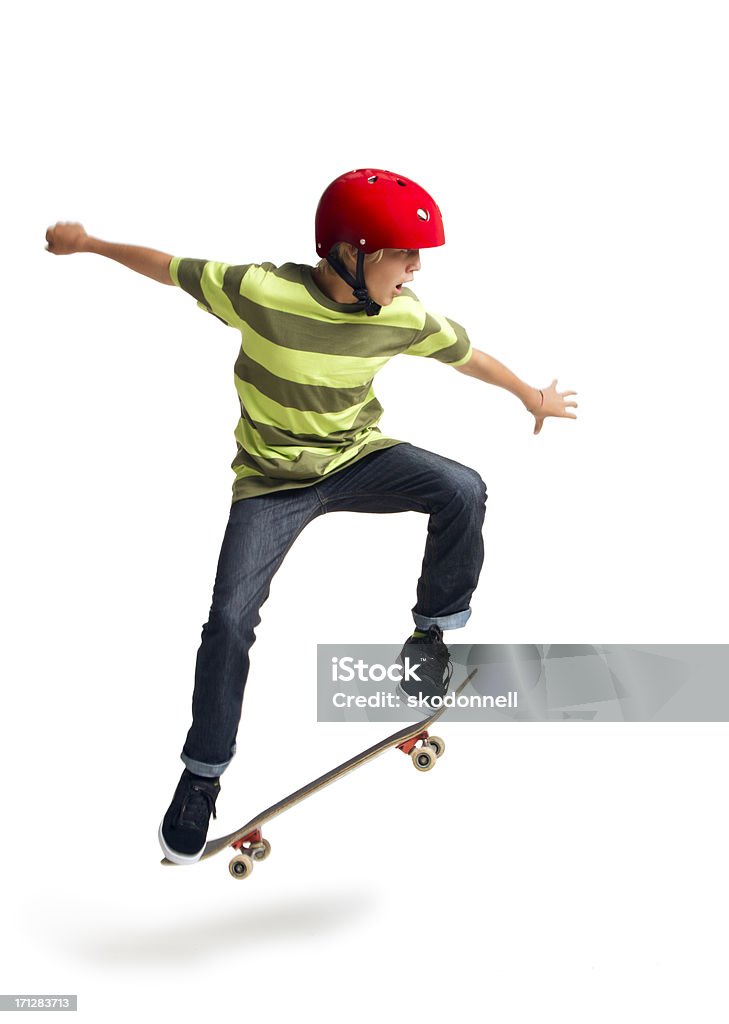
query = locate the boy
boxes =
[46,168,577,864]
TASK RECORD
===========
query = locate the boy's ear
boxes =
[340,243,358,270]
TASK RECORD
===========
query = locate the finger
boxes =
[560,390,577,397]
[564,401,578,408]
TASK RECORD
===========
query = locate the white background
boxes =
[2,1,728,1020]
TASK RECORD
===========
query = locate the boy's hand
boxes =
[527,379,578,435]
[46,222,90,255]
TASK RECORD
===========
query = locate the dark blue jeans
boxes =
[182,442,487,776]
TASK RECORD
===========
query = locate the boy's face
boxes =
[365,248,421,307]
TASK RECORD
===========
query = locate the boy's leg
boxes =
[316,442,487,629]
[182,486,323,775]
[316,442,487,707]
[159,486,322,864]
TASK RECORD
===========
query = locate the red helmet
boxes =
[315,168,445,257]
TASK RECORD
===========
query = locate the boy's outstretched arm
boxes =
[45,222,174,286]
[455,348,577,436]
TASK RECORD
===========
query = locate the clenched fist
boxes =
[45,222,90,255]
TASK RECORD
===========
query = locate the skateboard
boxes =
[161,668,478,879]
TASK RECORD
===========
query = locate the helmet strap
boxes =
[326,248,382,316]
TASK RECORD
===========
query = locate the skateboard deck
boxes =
[161,668,478,878]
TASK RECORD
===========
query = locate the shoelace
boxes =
[429,655,453,693]
[179,783,218,829]
[416,628,453,691]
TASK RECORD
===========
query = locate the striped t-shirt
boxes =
[170,258,473,502]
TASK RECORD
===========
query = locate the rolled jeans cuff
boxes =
[181,745,236,778]
[412,608,471,631]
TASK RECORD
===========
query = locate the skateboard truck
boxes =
[397,730,446,771]
[229,829,272,878]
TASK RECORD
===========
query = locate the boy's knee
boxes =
[457,466,487,507]
[205,594,260,643]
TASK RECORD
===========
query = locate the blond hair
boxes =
[316,242,385,275]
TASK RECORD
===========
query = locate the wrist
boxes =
[524,386,543,413]
[82,234,101,255]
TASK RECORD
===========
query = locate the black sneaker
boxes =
[397,625,453,711]
[158,769,221,865]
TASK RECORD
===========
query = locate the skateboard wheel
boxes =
[229,853,255,879]
[428,735,446,758]
[250,838,271,862]
[411,744,436,772]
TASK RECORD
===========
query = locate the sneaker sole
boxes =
[158,822,205,865]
